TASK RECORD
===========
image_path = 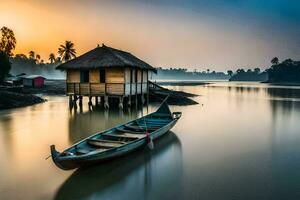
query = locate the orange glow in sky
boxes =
[1,0,299,70]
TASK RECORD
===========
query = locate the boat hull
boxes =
[51,118,179,170]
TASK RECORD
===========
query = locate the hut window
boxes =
[100,69,106,83]
[80,70,89,83]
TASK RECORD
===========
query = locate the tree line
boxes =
[1,26,299,83]
[0,26,76,82]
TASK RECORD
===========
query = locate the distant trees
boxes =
[254,68,261,74]
[36,54,41,63]
[49,53,56,63]
[229,67,267,82]
[271,57,279,65]
[0,51,11,82]
[267,59,300,83]
[227,70,233,77]
[29,51,35,60]
[0,26,16,56]
[58,41,76,62]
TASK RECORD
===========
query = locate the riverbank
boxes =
[0,90,45,110]
[0,79,199,109]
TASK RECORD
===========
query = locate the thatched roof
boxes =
[56,44,156,72]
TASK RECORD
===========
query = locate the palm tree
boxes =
[36,54,41,63]
[271,57,279,65]
[49,53,56,63]
[58,41,76,62]
[29,51,35,60]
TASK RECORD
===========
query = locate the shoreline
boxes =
[152,80,210,86]
[0,90,45,110]
[267,82,300,86]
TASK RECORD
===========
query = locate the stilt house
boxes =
[56,44,156,108]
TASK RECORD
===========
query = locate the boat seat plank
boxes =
[104,133,144,139]
[87,139,123,148]
[124,124,158,131]
[90,138,126,144]
[116,127,145,134]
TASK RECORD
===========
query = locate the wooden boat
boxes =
[50,100,182,170]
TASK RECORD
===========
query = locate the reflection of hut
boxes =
[56,44,156,109]
[22,75,45,88]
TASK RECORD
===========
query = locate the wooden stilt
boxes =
[94,96,98,107]
[88,96,92,110]
[73,95,78,110]
[135,93,138,110]
[119,96,124,109]
[104,96,109,109]
[79,96,83,108]
[69,95,73,108]
[141,93,145,105]
[128,95,131,107]
[100,96,104,106]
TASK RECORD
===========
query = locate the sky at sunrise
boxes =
[1,0,300,71]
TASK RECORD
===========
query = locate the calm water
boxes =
[1,82,300,200]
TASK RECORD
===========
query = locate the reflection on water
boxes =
[1,82,300,199]
[55,132,182,200]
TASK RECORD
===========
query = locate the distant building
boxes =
[22,75,45,88]
[56,44,156,108]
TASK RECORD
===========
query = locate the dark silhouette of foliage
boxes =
[271,57,279,65]
[267,59,300,83]
[29,51,35,60]
[10,53,64,79]
[15,54,28,60]
[58,41,76,62]
[0,26,16,56]
[36,54,41,63]
[230,68,267,81]
[254,68,261,74]
[0,51,11,82]
[227,70,233,77]
[49,53,56,63]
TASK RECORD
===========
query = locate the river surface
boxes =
[1,82,300,200]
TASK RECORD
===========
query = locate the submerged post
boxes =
[128,95,132,107]
[69,95,73,108]
[79,96,83,108]
[141,93,145,105]
[95,96,99,106]
[73,95,78,110]
[104,96,109,109]
[119,96,124,109]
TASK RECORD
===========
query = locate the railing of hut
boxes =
[67,82,148,96]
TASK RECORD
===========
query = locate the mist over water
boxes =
[0,82,300,199]
[10,62,65,79]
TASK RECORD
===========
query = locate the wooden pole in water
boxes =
[88,96,92,110]
[119,96,124,109]
[95,96,99,106]
[147,71,149,113]
[73,95,78,110]
[79,96,83,108]
[104,96,109,109]
[69,95,73,108]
